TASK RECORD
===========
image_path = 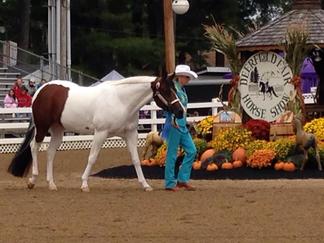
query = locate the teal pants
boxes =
[165,126,197,189]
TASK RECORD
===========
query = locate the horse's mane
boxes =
[102,76,157,86]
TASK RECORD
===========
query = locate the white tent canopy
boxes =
[100,70,124,81]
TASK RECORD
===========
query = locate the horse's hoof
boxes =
[49,184,58,191]
[81,187,90,192]
[27,182,35,190]
[144,186,153,192]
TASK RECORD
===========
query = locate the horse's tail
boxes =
[8,119,35,177]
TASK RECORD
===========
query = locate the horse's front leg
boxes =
[125,129,152,191]
[300,147,308,171]
[81,130,107,192]
[46,127,64,191]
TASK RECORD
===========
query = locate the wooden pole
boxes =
[163,0,175,74]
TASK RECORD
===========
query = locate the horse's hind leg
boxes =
[314,144,322,171]
[125,129,152,191]
[81,130,107,192]
[46,126,64,191]
[28,127,48,189]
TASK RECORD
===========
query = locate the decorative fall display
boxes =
[209,127,252,153]
[221,161,233,169]
[153,143,167,167]
[206,163,218,171]
[233,160,243,168]
[266,137,296,161]
[247,149,276,169]
[283,162,296,172]
[304,117,324,141]
[244,119,270,141]
[192,160,202,170]
[193,137,208,157]
[245,140,268,157]
[195,116,214,139]
[232,147,247,163]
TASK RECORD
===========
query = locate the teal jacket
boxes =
[161,81,188,139]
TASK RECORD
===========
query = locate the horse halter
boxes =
[153,81,185,112]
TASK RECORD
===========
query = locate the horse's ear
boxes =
[159,65,167,80]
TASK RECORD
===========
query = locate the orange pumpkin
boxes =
[141,159,150,166]
[200,149,215,162]
[221,162,233,170]
[232,147,247,163]
[206,163,218,171]
[232,160,243,168]
[274,161,284,171]
[283,162,296,172]
[192,160,202,170]
[148,158,156,166]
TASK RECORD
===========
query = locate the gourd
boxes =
[283,162,296,172]
[192,160,202,170]
[221,161,233,169]
[141,159,150,166]
[274,161,285,171]
[206,163,218,171]
[232,147,247,163]
[200,149,215,162]
[232,160,243,168]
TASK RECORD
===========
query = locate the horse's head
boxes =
[310,47,324,76]
[151,72,184,119]
[310,47,324,64]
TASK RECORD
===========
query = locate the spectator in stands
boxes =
[12,76,24,98]
[37,78,47,89]
[17,86,32,107]
[25,79,37,96]
[3,89,18,108]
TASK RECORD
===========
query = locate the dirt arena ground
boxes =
[1,148,324,243]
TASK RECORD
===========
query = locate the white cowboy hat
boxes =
[175,64,198,79]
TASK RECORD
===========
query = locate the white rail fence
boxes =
[0,99,224,153]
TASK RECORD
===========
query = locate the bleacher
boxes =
[0,67,21,107]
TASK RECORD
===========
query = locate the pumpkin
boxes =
[221,162,233,170]
[141,159,150,166]
[283,162,296,172]
[148,158,156,166]
[274,161,284,171]
[232,160,243,168]
[200,149,215,162]
[192,160,202,170]
[232,147,247,163]
[206,163,218,171]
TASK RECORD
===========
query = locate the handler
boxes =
[161,64,198,191]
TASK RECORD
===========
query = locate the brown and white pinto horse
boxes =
[8,73,183,192]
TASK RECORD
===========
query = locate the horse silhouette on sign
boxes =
[259,81,278,100]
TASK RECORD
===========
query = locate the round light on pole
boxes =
[172,0,190,15]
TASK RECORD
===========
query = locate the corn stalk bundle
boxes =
[204,23,242,113]
[283,25,310,123]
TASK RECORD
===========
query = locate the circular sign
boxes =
[239,51,295,122]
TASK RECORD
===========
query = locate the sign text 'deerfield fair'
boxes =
[239,51,294,122]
